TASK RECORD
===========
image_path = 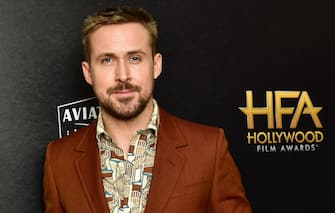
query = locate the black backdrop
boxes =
[1,0,334,212]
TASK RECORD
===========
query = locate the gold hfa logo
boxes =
[238,90,324,152]
[239,90,322,129]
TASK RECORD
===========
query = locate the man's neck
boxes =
[101,99,154,153]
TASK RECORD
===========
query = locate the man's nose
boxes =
[115,60,130,82]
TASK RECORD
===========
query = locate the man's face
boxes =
[82,23,162,120]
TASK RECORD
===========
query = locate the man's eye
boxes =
[129,56,141,63]
[101,57,113,64]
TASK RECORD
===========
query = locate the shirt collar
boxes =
[96,99,160,140]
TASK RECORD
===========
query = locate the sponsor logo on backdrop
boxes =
[239,90,324,153]
[57,97,99,138]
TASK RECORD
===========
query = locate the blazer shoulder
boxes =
[46,120,97,152]
[160,108,225,140]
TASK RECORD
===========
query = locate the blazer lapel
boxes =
[74,123,109,213]
[145,109,188,213]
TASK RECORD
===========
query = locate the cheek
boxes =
[91,75,113,92]
[135,72,154,88]
[93,70,114,83]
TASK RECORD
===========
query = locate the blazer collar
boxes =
[145,108,188,213]
[74,121,109,213]
[73,108,189,213]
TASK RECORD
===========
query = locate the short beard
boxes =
[101,95,150,120]
[98,82,152,121]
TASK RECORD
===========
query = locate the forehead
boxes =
[89,23,151,54]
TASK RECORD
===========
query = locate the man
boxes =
[43,6,252,213]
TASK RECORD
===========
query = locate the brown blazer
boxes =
[44,109,252,213]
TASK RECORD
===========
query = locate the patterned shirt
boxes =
[96,100,159,213]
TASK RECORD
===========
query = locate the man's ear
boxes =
[81,61,93,85]
[153,53,162,79]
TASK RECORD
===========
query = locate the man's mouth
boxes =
[107,82,140,96]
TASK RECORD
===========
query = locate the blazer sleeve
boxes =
[43,143,65,213]
[208,129,252,213]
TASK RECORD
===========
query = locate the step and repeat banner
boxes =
[1,0,334,212]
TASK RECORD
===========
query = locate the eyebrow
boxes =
[127,50,146,56]
[96,50,146,59]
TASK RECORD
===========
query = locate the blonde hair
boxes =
[82,6,158,62]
